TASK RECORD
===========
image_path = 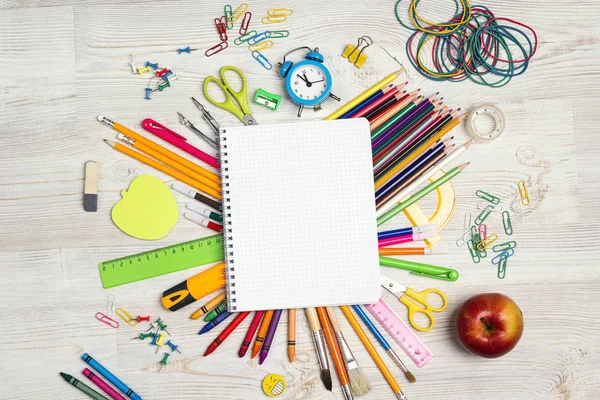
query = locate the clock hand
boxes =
[296,74,309,84]
[303,73,312,87]
[309,78,325,84]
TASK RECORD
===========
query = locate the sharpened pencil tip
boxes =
[464,139,475,149]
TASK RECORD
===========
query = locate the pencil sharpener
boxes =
[254,88,282,111]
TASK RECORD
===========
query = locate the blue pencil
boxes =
[198,310,232,335]
[339,85,391,119]
[81,353,142,400]
[351,305,416,382]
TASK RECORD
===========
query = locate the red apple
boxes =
[455,293,524,358]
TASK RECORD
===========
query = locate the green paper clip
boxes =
[475,205,493,225]
[234,30,257,45]
[497,253,509,279]
[254,88,282,110]
[471,233,487,258]
[502,211,513,235]
[269,30,289,39]
[493,241,517,252]
[476,190,500,205]
[379,256,459,281]
[467,240,481,263]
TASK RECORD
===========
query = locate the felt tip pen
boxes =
[172,183,222,211]
[379,256,459,281]
[377,224,436,239]
[378,231,438,248]
[184,212,223,232]
[81,354,142,400]
[186,201,223,222]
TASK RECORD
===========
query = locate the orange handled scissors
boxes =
[380,275,447,332]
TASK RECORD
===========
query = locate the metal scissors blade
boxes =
[380,275,407,298]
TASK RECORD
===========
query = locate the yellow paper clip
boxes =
[262,14,286,24]
[249,40,274,52]
[230,3,248,22]
[115,308,137,327]
[342,35,372,68]
[267,8,293,16]
[477,233,498,251]
[518,180,530,206]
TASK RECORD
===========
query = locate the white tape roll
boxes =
[466,104,506,142]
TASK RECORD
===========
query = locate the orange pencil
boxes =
[370,90,420,131]
[316,307,352,400]
[190,292,226,320]
[251,310,274,358]
[288,309,296,363]
[379,247,432,256]
[103,140,221,199]
[98,115,220,184]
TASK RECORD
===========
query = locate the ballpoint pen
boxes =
[192,97,221,135]
[177,112,219,149]
[379,256,459,281]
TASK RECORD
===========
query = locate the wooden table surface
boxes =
[1,1,599,399]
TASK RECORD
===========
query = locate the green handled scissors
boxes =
[380,275,448,332]
[203,66,258,126]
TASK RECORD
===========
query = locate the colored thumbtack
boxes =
[156,317,171,335]
[150,333,161,346]
[145,321,159,333]
[128,54,137,74]
[162,70,173,81]
[144,87,152,100]
[157,81,171,91]
[178,46,191,54]
[156,67,169,77]
[146,61,159,70]
[136,316,151,323]
[137,66,151,74]
[155,333,167,353]
[132,332,155,341]
[165,340,182,354]
[159,353,170,372]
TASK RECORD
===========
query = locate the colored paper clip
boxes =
[477,202,502,212]
[205,41,228,57]
[262,14,286,24]
[248,31,271,45]
[96,312,119,329]
[115,308,137,327]
[224,5,233,30]
[502,211,513,235]
[477,233,498,251]
[249,40,273,52]
[493,241,517,252]
[497,253,509,279]
[456,226,476,247]
[518,180,530,206]
[464,212,472,231]
[234,30,257,45]
[252,50,272,70]
[269,30,289,38]
[254,88,282,110]
[467,240,481,263]
[492,248,515,265]
[478,224,487,240]
[475,205,493,225]
[239,12,252,35]
[471,233,487,258]
[342,35,372,68]
[476,190,500,205]
[267,8,293,16]
[230,3,248,22]
[215,17,228,42]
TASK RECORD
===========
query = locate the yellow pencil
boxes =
[325,69,405,120]
[104,140,221,199]
[339,305,407,399]
[374,114,464,190]
[190,292,226,320]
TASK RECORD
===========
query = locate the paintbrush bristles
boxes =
[404,370,416,383]
[348,368,372,396]
[321,369,333,391]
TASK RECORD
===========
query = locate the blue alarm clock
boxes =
[278,46,340,117]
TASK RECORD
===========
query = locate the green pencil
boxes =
[60,372,108,400]
[377,162,469,226]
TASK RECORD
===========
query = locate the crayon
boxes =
[81,354,141,400]
[239,311,265,357]
[198,310,232,335]
[204,312,251,356]
[259,309,283,365]
[60,372,109,400]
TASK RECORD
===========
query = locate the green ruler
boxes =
[98,234,225,288]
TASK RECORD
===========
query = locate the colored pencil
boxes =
[190,293,226,320]
[259,309,283,364]
[377,225,435,239]
[368,91,412,123]
[104,140,221,199]
[339,84,394,119]
[350,86,401,119]
[379,247,432,256]
[378,163,469,225]
[378,231,436,248]
[339,305,406,400]
[288,309,296,363]
[370,90,420,130]
[317,307,353,400]
[376,140,473,216]
[204,311,251,356]
[363,91,405,121]
[251,310,274,358]
[325,70,406,120]
[198,310,232,334]
[239,311,265,357]
[372,97,421,141]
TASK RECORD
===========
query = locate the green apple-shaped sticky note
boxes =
[111,175,178,240]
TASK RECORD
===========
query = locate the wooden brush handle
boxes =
[305,308,321,332]
[317,307,350,386]
[325,306,342,333]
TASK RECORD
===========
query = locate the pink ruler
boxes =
[365,298,433,368]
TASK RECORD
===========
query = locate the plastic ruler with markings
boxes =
[365,298,433,368]
[98,234,224,288]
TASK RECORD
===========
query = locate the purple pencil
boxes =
[258,309,283,365]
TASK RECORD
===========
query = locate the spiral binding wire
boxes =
[219,129,237,311]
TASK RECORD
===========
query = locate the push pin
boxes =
[157,80,171,91]
[137,66,152,74]
[132,332,155,341]
[165,340,182,354]
[177,46,198,54]
[145,61,159,70]
[136,315,151,323]
[155,317,171,335]
[150,333,161,346]
[159,353,170,372]
[128,54,137,74]
[156,68,169,77]
[145,321,159,333]
[162,70,173,81]
[144,87,153,100]
[155,333,167,353]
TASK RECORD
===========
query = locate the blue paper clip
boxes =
[252,50,272,70]
[491,248,515,265]
[247,31,271,45]
[146,61,159,70]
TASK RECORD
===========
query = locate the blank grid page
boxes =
[221,119,380,311]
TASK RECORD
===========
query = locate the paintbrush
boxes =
[326,306,372,396]
[305,308,333,391]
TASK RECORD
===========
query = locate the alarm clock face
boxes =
[286,60,332,107]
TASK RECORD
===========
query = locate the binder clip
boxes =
[254,89,282,111]
[342,36,372,68]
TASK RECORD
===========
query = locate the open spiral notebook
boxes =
[219,119,380,312]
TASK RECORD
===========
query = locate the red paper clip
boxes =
[205,41,228,57]
[214,17,228,42]
[478,224,487,241]
[239,12,252,35]
[96,312,119,329]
